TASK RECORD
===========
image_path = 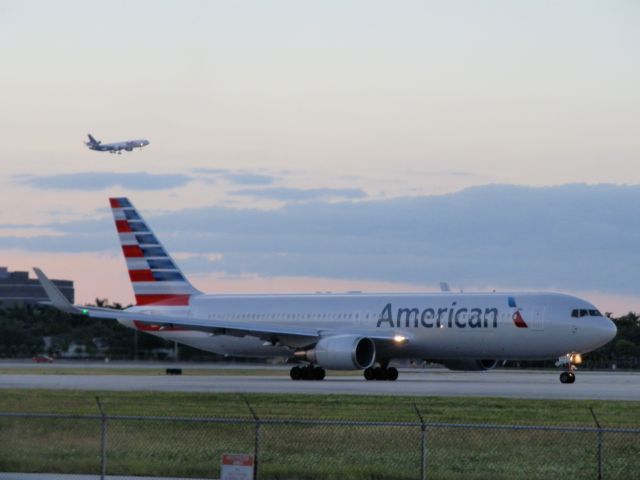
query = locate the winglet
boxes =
[33,267,82,314]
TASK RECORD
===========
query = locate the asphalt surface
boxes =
[1,368,637,400]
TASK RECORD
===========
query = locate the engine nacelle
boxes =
[296,335,376,370]
[441,359,498,371]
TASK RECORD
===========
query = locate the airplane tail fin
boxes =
[87,134,100,145]
[109,197,202,306]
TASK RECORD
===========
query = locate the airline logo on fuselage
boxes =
[376,297,528,329]
[508,296,528,328]
[376,302,499,329]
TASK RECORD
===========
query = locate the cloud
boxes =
[223,173,277,186]
[190,168,278,185]
[444,171,476,177]
[190,168,231,175]
[15,169,280,193]
[3,183,640,294]
[229,187,367,201]
[16,172,192,191]
[0,223,48,229]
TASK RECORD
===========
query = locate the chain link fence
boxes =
[1,407,639,479]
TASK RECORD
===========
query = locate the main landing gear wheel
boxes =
[290,365,325,381]
[559,371,576,384]
[290,366,302,380]
[363,366,398,381]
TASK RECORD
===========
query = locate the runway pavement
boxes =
[0,369,637,400]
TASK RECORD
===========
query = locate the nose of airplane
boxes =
[601,316,618,343]
[585,316,617,349]
[576,316,617,352]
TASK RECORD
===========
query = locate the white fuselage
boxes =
[89,139,149,152]
[119,291,617,363]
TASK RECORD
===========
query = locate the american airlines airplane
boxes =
[85,134,150,154]
[35,197,617,384]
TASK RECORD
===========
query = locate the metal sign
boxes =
[221,453,254,480]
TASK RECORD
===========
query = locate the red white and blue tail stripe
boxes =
[109,197,201,306]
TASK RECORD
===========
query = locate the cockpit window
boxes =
[571,309,603,318]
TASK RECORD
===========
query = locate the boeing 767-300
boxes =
[35,197,617,383]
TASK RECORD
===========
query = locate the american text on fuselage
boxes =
[377,302,499,329]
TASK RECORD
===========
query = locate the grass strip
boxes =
[0,390,638,479]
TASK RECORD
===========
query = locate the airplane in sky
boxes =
[35,197,617,384]
[85,134,150,154]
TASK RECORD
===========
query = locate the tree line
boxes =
[0,300,220,361]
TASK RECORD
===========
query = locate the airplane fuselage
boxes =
[86,136,149,153]
[120,291,616,363]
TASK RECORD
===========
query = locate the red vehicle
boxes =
[32,355,54,363]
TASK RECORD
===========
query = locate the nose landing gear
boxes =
[559,371,576,384]
[556,354,582,384]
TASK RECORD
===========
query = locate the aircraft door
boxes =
[530,306,545,331]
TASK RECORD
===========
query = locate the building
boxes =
[0,267,74,308]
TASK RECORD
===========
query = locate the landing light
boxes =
[570,353,583,365]
[393,335,407,344]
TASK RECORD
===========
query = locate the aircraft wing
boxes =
[34,268,406,345]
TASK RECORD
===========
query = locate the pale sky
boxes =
[1,1,639,314]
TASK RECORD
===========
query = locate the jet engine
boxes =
[441,359,498,371]
[295,335,376,370]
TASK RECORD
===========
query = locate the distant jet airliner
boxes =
[85,134,149,154]
[35,198,617,384]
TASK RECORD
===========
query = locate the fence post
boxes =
[590,407,603,480]
[95,396,107,480]
[245,399,261,480]
[414,404,427,480]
